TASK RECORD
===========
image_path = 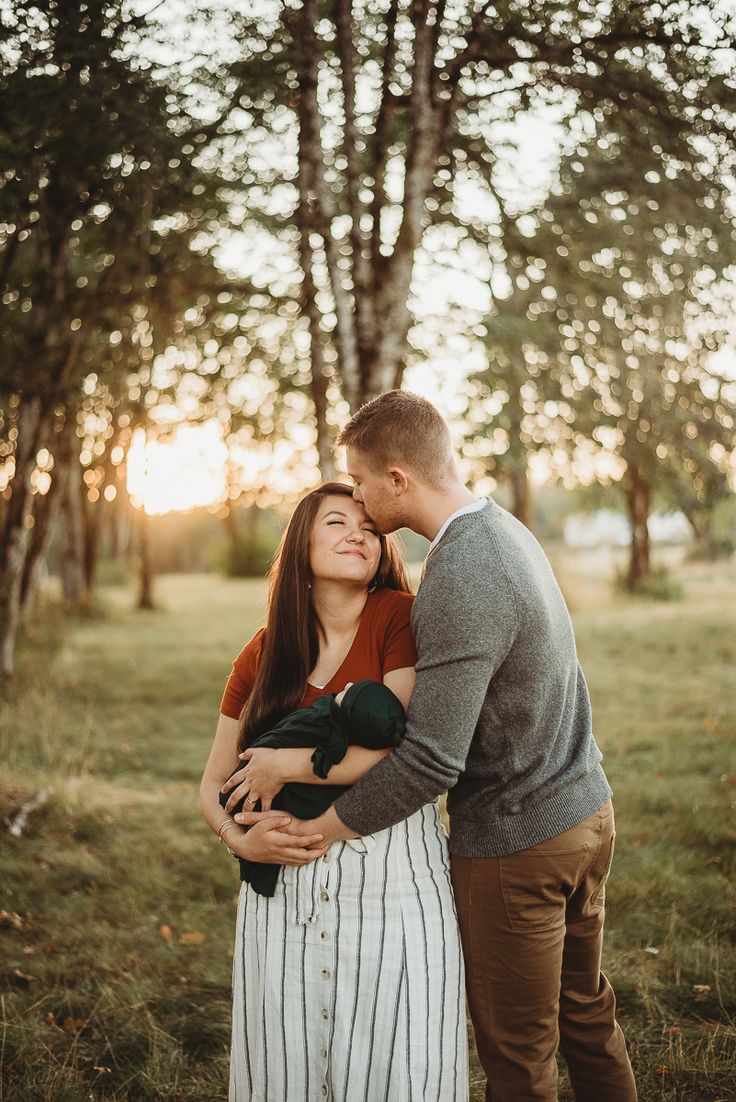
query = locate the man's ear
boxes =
[386,466,410,494]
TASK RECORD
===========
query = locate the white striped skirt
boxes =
[229,801,468,1102]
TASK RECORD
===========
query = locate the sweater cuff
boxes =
[332,790,386,837]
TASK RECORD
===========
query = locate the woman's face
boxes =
[310,495,382,588]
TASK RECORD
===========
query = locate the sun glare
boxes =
[127,423,228,515]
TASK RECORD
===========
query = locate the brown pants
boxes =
[451,800,637,1102]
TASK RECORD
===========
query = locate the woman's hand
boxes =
[221,747,303,813]
[230,813,328,866]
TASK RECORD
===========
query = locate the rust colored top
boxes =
[219,588,418,720]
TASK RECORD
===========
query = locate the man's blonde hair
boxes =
[336,390,455,487]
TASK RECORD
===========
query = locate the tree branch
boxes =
[294,0,361,408]
[334,0,373,358]
[369,0,437,392]
[368,0,400,288]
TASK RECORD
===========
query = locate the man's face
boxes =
[345,447,403,535]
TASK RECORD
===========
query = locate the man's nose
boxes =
[352,486,364,504]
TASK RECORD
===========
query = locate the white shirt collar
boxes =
[429,498,487,551]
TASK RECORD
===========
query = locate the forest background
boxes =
[1,1,735,1099]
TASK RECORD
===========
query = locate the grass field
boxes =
[1,553,735,1101]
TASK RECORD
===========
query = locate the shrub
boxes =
[613,565,684,601]
[686,496,736,562]
[95,558,135,587]
[211,532,277,579]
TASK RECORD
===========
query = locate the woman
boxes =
[200,482,467,1102]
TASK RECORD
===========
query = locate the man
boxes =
[245,389,637,1101]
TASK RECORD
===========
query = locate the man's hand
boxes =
[232,811,327,866]
[236,807,356,849]
[284,806,359,847]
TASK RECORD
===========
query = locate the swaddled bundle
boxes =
[219,679,406,895]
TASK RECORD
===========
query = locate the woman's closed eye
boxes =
[327,519,378,537]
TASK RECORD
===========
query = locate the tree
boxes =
[206,0,736,467]
[0,0,247,678]
[467,37,736,580]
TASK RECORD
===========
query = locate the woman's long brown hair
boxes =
[238,482,412,750]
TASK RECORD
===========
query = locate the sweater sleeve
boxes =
[333,548,517,836]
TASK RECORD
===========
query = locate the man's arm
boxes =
[322,557,518,838]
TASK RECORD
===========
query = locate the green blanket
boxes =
[218,679,406,895]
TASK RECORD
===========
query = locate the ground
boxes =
[1,552,735,1101]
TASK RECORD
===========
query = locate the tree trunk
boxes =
[83,493,106,593]
[19,496,51,619]
[60,448,91,607]
[137,506,155,610]
[110,459,131,560]
[358,309,413,406]
[509,467,532,530]
[625,464,651,587]
[293,0,362,411]
[297,210,335,478]
[680,505,711,551]
[0,396,45,689]
[503,356,532,529]
[20,413,77,617]
[362,2,437,400]
[311,363,337,479]
[293,9,346,466]
[223,504,241,555]
[247,504,263,543]
[289,0,443,415]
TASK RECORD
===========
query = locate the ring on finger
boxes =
[243,795,254,807]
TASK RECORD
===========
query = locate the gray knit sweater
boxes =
[334,498,612,857]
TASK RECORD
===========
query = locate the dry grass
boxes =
[1,556,735,1100]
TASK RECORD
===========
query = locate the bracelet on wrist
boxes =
[218,818,241,858]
